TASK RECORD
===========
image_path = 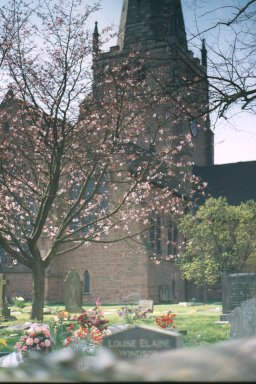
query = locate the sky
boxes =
[88,0,256,165]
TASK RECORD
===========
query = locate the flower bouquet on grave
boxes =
[15,324,53,355]
[155,311,177,329]
[62,298,111,355]
[63,325,107,355]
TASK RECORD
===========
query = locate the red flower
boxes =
[64,336,72,347]
[67,323,76,332]
[155,312,177,329]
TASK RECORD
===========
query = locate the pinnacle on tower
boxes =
[93,21,99,55]
[201,38,207,69]
[117,0,188,51]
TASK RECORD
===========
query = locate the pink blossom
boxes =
[26,338,34,346]
[95,297,101,306]
[34,338,39,344]
[40,342,45,347]
[44,339,51,347]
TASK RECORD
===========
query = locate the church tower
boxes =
[117,0,188,51]
[93,0,214,167]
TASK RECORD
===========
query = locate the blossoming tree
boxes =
[0,0,205,320]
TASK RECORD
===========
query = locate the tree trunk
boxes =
[31,258,45,321]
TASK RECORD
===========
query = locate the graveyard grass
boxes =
[0,303,230,353]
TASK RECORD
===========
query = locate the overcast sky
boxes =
[89,0,256,165]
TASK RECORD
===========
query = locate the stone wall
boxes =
[1,337,256,382]
[4,233,186,305]
[149,260,185,303]
[44,275,65,303]
[5,272,33,302]
[60,241,151,304]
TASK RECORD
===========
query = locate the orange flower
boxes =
[90,327,103,344]
[74,326,88,338]
[155,312,177,329]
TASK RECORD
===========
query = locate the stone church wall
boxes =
[58,241,151,304]
[149,260,185,303]
[5,271,33,302]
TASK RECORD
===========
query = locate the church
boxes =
[1,0,255,305]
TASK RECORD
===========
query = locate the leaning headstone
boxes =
[221,271,256,316]
[64,269,82,313]
[229,298,256,339]
[138,300,154,313]
[102,325,183,360]
[0,273,10,318]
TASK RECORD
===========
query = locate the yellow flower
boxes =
[57,310,69,319]
[0,338,8,347]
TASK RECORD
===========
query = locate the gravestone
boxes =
[64,269,82,313]
[138,300,154,313]
[0,273,10,318]
[221,271,256,316]
[229,298,256,339]
[102,325,183,360]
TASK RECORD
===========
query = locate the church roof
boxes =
[193,161,256,205]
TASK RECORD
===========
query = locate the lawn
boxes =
[0,303,230,353]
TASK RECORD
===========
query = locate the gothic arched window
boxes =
[149,213,162,257]
[84,270,90,293]
[167,218,178,257]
